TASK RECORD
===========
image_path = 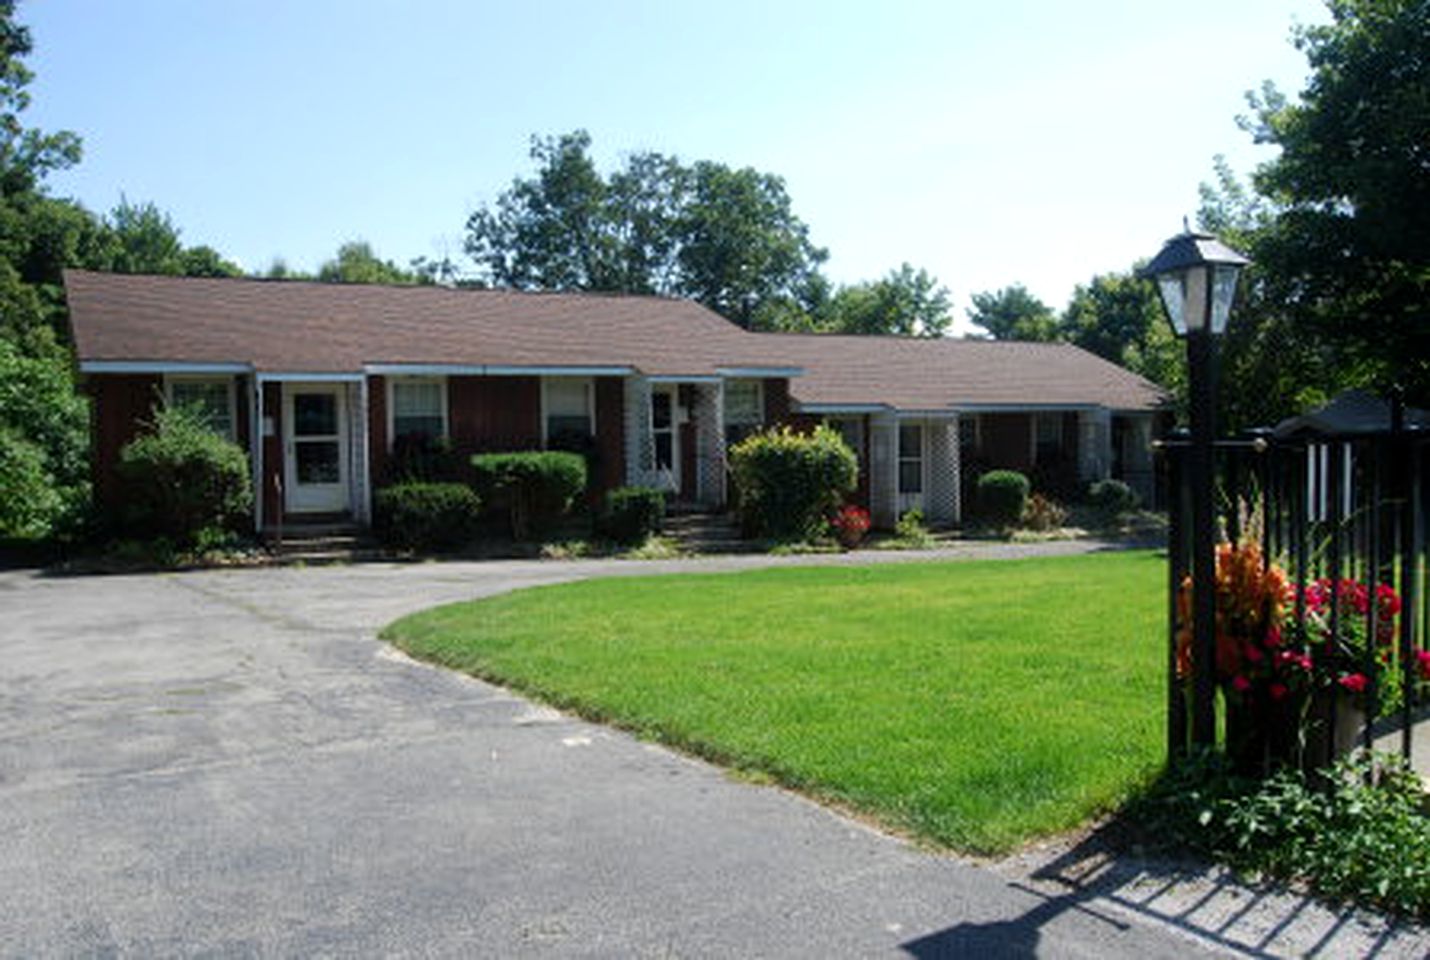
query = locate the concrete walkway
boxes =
[1,542,1426,957]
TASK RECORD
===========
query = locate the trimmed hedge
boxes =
[1087,478,1139,516]
[373,481,482,552]
[729,425,857,541]
[599,486,665,545]
[117,404,253,545]
[976,470,1030,527]
[471,451,587,540]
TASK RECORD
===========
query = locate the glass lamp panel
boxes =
[1209,264,1241,334]
[1182,266,1209,333]
[1156,275,1187,335]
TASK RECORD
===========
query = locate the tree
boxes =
[463,130,828,327]
[821,263,952,337]
[674,160,827,327]
[0,0,80,197]
[1240,0,1430,402]
[0,333,88,537]
[966,285,1060,341]
[1062,269,1182,389]
[317,240,422,285]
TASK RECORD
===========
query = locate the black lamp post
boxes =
[1142,230,1249,747]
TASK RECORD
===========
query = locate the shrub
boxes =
[599,486,665,545]
[1134,750,1430,918]
[383,434,466,485]
[373,481,482,552]
[1087,478,1139,517]
[976,470,1030,526]
[1021,493,1067,532]
[117,404,253,545]
[471,451,587,540]
[729,425,857,542]
[894,508,934,548]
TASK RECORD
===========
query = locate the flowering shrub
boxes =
[1300,577,1402,703]
[829,503,870,548]
[1175,537,1302,703]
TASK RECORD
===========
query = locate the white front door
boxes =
[651,384,681,493]
[283,384,350,514]
[896,420,926,516]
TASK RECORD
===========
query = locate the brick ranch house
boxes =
[65,270,1166,533]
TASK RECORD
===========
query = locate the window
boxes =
[898,423,923,494]
[1035,412,1064,464]
[167,376,235,439]
[724,379,763,446]
[958,414,980,455]
[826,417,864,458]
[652,388,675,471]
[543,377,593,444]
[390,378,447,444]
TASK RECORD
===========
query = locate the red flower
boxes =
[1337,673,1369,694]
[1269,683,1289,701]
[1415,650,1430,681]
[1265,625,1282,648]
[1231,675,1252,693]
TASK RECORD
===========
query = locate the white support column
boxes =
[692,381,726,507]
[926,416,961,525]
[623,376,655,488]
[1078,408,1113,484]
[868,412,898,529]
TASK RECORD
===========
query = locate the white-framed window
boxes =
[166,375,236,439]
[542,377,593,445]
[898,422,924,494]
[388,377,448,446]
[724,378,763,446]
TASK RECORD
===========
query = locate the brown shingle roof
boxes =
[765,333,1167,412]
[64,270,781,377]
[65,271,1166,411]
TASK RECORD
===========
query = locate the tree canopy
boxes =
[465,130,947,333]
[965,285,1060,341]
[1240,0,1430,402]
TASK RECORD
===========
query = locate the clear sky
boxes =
[24,0,1327,331]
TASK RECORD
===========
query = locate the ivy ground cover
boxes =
[382,551,1166,854]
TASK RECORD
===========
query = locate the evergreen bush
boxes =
[117,404,252,544]
[471,451,587,540]
[599,486,665,545]
[977,470,1030,526]
[373,481,482,551]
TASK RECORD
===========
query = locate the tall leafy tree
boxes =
[820,263,951,337]
[1240,0,1430,402]
[966,284,1060,341]
[463,130,829,328]
[317,240,422,285]
[1062,268,1184,393]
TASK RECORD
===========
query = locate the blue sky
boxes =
[25,1,1326,330]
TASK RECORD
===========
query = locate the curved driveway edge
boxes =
[2,542,1426,957]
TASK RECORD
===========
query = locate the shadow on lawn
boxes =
[899,815,1417,959]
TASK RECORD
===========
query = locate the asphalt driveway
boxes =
[2,546,1425,957]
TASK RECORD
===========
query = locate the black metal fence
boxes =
[1161,404,1429,775]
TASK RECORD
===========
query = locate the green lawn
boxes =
[382,550,1167,854]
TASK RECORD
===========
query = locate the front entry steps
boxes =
[266,521,382,565]
[662,511,752,554]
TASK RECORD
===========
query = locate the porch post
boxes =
[868,412,898,528]
[353,378,371,524]
[692,381,726,508]
[926,416,960,525]
[623,376,655,488]
[1078,408,1113,484]
[252,377,264,534]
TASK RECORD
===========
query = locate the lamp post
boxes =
[1142,230,1249,748]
